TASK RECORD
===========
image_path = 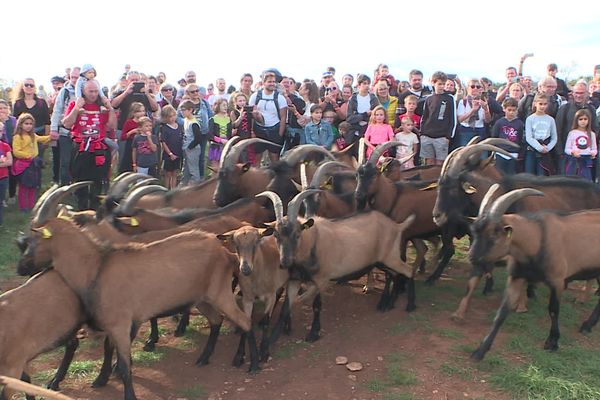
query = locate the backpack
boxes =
[255,89,281,122]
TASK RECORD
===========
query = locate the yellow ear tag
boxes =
[41,227,53,239]
[130,217,139,227]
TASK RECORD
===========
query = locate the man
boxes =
[397,69,432,116]
[50,67,80,186]
[62,80,116,210]
[238,73,254,98]
[555,81,599,174]
[157,72,167,85]
[547,63,570,99]
[47,76,65,114]
[177,84,211,181]
[207,78,230,107]
[319,71,334,99]
[249,72,288,163]
[281,76,306,152]
[496,66,519,102]
[111,70,159,162]
[518,76,565,121]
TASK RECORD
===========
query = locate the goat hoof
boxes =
[450,313,466,324]
[247,365,261,374]
[259,351,270,363]
[424,276,437,285]
[470,349,486,362]
[283,325,292,336]
[305,332,320,343]
[174,328,186,337]
[232,355,245,368]
[543,340,559,351]
[405,304,416,313]
[195,357,209,367]
[46,379,60,391]
[91,376,109,388]
[580,323,593,334]
[142,342,155,352]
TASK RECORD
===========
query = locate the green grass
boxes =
[382,394,416,400]
[132,348,167,365]
[365,352,417,394]
[67,359,102,379]
[177,383,207,399]
[273,340,308,359]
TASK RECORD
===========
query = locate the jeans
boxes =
[455,126,485,148]
[183,146,201,185]
[524,149,545,176]
[0,178,7,224]
[494,155,516,175]
[58,135,73,186]
[198,135,208,179]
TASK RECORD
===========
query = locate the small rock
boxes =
[348,374,357,381]
[433,390,438,394]
[346,362,363,372]
[480,379,486,383]
[336,356,348,365]
[237,387,245,392]
[295,339,303,344]
[463,393,469,397]
[244,378,253,383]
[377,356,383,361]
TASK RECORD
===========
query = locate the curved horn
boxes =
[112,171,134,183]
[440,146,465,178]
[477,137,520,150]
[281,144,335,166]
[222,138,278,170]
[447,144,516,178]
[477,183,501,217]
[487,188,545,222]
[256,191,284,225]
[309,161,353,189]
[35,181,94,226]
[219,136,242,169]
[116,185,168,216]
[128,177,160,194]
[465,136,481,147]
[368,141,406,165]
[287,189,321,222]
[106,172,150,199]
[358,138,366,165]
[398,152,415,166]
[32,184,59,216]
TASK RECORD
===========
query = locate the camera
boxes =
[447,73,457,80]
[243,105,254,114]
[510,77,520,83]
[324,87,331,96]
[132,82,145,92]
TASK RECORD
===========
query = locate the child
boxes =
[132,117,158,176]
[333,121,351,151]
[394,117,419,169]
[11,113,51,212]
[230,93,256,165]
[524,93,557,176]
[75,64,106,100]
[491,97,524,175]
[118,102,146,173]
[420,71,456,165]
[0,128,12,224]
[159,105,183,189]
[208,98,232,172]
[304,105,334,149]
[564,109,597,180]
[364,105,394,159]
[394,94,421,133]
[180,100,203,184]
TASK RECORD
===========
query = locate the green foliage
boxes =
[177,383,207,399]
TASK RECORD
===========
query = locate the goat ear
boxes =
[216,233,233,243]
[290,180,303,192]
[242,162,252,173]
[32,227,53,239]
[466,216,477,222]
[503,225,513,239]
[462,181,477,194]
[259,227,274,237]
[301,219,314,230]
[263,221,277,229]
[419,182,438,191]
[116,217,139,227]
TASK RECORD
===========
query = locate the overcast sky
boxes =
[2,0,598,89]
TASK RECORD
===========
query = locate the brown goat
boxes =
[470,188,600,360]
[20,197,251,400]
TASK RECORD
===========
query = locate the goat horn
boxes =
[368,141,406,166]
[32,184,59,216]
[334,140,356,154]
[35,181,94,226]
[465,136,481,146]
[112,171,134,183]
[256,191,284,225]
[358,138,366,165]
[476,138,520,150]
[222,138,278,170]
[487,188,545,222]
[117,185,168,216]
[309,161,352,189]
[446,144,516,178]
[106,172,150,199]
[398,152,415,166]
[477,183,501,217]
[281,144,335,166]
[219,136,242,169]
[440,146,465,178]
[287,189,321,222]
[128,177,160,194]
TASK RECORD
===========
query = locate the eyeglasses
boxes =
[161,88,173,92]
[329,87,338,91]
[24,83,35,88]
[470,85,482,89]
[188,90,199,94]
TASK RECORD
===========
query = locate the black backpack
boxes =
[255,89,281,122]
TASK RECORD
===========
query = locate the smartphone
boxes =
[447,74,457,80]
[132,82,145,92]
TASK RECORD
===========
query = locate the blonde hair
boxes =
[369,105,388,125]
[128,102,145,119]
[160,105,177,123]
[15,113,36,140]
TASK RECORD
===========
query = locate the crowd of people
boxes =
[0,60,599,223]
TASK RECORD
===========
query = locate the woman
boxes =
[507,82,525,101]
[455,78,491,147]
[297,81,320,127]
[374,80,398,126]
[158,83,180,109]
[320,81,345,121]
[12,78,51,136]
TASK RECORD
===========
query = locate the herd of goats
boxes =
[2,136,600,400]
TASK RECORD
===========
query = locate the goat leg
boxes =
[143,318,159,352]
[580,294,600,334]
[174,310,190,337]
[259,314,272,362]
[452,273,482,323]
[405,276,416,312]
[543,287,560,351]
[269,293,292,347]
[47,335,79,390]
[425,237,455,284]
[232,332,247,367]
[246,329,261,373]
[305,294,322,343]
[92,337,114,388]
[526,283,537,299]
[482,273,494,295]
[195,323,222,366]
[472,277,525,361]
[376,272,393,311]
[20,372,34,400]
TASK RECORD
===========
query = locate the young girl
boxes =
[132,117,158,177]
[304,105,334,149]
[160,105,183,189]
[208,98,232,172]
[564,109,597,180]
[0,128,12,224]
[118,102,146,173]
[230,93,256,165]
[395,117,419,169]
[524,93,557,176]
[364,105,395,160]
[11,113,51,212]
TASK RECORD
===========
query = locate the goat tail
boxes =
[397,214,416,232]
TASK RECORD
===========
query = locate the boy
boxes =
[132,117,158,177]
[419,72,456,165]
[524,93,557,176]
[394,94,421,133]
[180,100,203,184]
[491,97,524,175]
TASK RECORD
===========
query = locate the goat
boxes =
[381,159,442,182]
[217,226,290,368]
[18,189,252,400]
[470,187,600,360]
[258,190,416,342]
[303,161,357,219]
[432,139,600,321]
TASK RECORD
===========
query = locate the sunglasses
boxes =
[24,83,35,88]
[161,88,173,92]
[188,90,199,94]
[470,85,482,89]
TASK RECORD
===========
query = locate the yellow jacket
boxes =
[384,96,398,126]
[12,133,51,159]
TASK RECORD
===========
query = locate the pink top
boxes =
[564,129,597,157]
[364,123,394,158]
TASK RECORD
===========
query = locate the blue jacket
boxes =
[304,121,333,149]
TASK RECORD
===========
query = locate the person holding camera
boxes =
[281,76,306,152]
[495,66,519,103]
[111,70,158,164]
[455,79,491,147]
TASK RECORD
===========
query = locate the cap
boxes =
[81,64,96,75]
[51,76,66,84]
[322,71,333,78]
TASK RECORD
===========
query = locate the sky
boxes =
[1,0,598,90]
